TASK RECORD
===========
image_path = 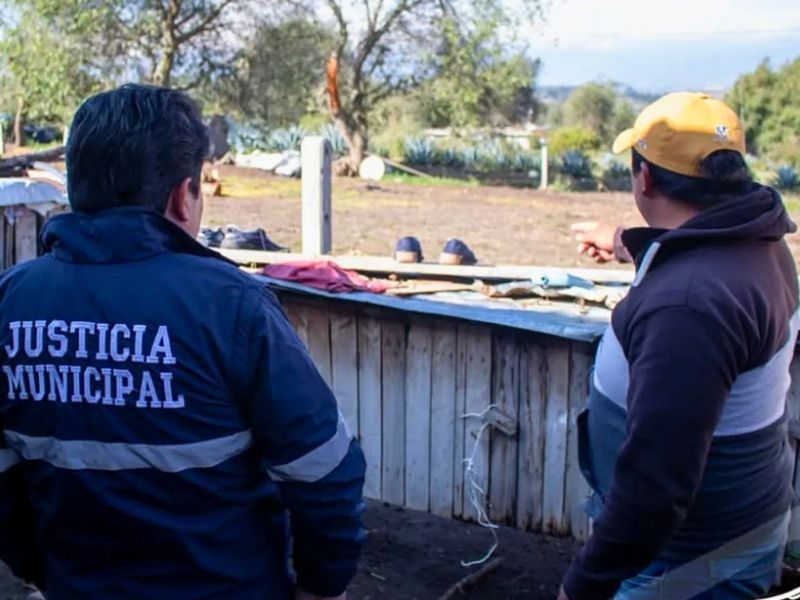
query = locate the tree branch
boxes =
[326,0,349,51]
[175,0,236,45]
[362,0,374,29]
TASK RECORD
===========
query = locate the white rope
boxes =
[461,404,501,568]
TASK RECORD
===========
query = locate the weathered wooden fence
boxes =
[277,293,596,539]
[276,292,800,547]
[0,205,65,269]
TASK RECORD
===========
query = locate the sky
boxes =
[524,0,800,92]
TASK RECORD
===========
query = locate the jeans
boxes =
[614,513,789,600]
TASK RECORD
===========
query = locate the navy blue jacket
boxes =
[563,185,798,599]
[0,207,366,599]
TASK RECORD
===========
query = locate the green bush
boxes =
[548,126,602,155]
[298,113,329,132]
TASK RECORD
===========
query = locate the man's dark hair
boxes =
[631,149,754,208]
[66,84,209,213]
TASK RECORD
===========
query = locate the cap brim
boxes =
[612,128,636,154]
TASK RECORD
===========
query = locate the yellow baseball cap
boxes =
[612,92,746,178]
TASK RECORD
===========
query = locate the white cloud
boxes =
[527,0,800,49]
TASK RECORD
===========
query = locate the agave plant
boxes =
[774,165,800,191]
[556,150,597,191]
[229,120,272,153]
[319,123,348,156]
[601,159,632,191]
[269,125,308,152]
[510,152,540,173]
[459,146,480,170]
[476,141,510,171]
[403,137,435,165]
[432,147,464,169]
[560,150,593,178]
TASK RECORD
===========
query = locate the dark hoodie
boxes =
[563,185,798,599]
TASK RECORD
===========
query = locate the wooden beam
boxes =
[0,146,66,176]
[219,249,634,285]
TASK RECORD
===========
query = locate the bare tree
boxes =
[322,0,542,169]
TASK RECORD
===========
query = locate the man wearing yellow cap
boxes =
[560,93,798,599]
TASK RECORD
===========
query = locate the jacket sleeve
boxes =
[0,417,43,585]
[240,287,366,597]
[562,306,738,600]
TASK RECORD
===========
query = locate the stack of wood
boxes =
[201,163,222,197]
[0,146,65,178]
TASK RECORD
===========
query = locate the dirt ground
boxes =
[351,501,578,599]
[203,166,800,268]
[0,501,577,600]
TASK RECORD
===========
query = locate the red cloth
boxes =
[263,260,389,294]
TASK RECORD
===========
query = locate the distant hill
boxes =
[538,83,660,109]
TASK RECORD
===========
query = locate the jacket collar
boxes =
[622,184,795,271]
[41,206,236,266]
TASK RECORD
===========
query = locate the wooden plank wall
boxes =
[279,295,800,546]
[280,296,598,540]
[0,205,73,269]
[0,206,50,269]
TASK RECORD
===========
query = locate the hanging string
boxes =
[461,404,501,568]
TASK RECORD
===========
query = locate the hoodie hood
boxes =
[622,185,796,265]
[40,207,234,265]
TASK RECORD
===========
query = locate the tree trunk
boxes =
[327,52,369,173]
[332,115,367,172]
[13,96,24,147]
[153,1,179,88]
[153,49,175,87]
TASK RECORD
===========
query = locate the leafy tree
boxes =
[611,98,636,140]
[420,17,540,128]
[563,82,617,144]
[207,17,338,125]
[548,126,601,154]
[0,4,103,144]
[4,0,264,89]
[727,58,800,167]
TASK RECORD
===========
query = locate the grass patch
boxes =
[221,175,300,199]
[783,193,800,214]
[382,172,480,187]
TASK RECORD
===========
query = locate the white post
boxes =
[539,137,549,190]
[301,136,332,255]
[63,126,69,146]
[0,122,5,156]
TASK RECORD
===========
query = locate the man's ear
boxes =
[165,177,193,223]
[637,161,655,197]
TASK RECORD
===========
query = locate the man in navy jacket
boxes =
[0,84,366,599]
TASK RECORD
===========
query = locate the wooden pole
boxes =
[539,137,549,190]
[0,122,4,157]
[301,136,332,255]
